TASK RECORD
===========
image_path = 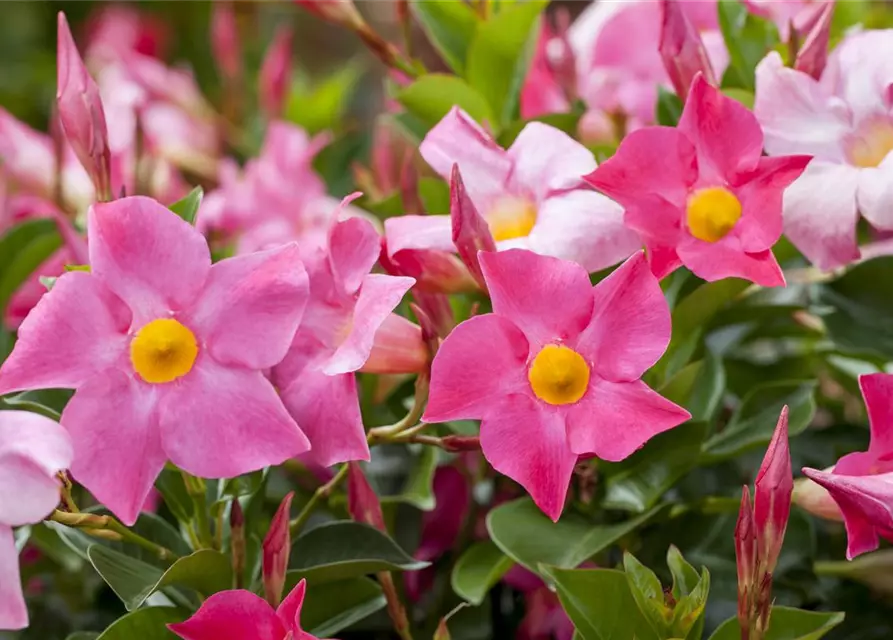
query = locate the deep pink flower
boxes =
[754,405,793,575]
[272,217,424,468]
[659,0,717,100]
[586,75,810,285]
[259,27,293,120]
[794,2,833,80]
[263,493,294,608]
[169,579,319,640]
[424,249,690,520]
[386,107,639,275]
[503,567,574,640]
[754,30,893,270]
[85,5,168,61]
[803,373,893,559]
[347,462,386,532]
[0,196,311,525]
[0,411,73,630]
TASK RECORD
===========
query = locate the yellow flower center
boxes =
[130,318,199,384]
[487,196,537,242]
[528,344,590,406]
[847,120,893,168]
[686,186,742,243]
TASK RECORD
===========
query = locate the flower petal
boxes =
[677,238,785,287]
[528,190,641,273]
[384,215,455,257]
[0,527,27,630]
[479,249,594,347]
[168,590,285,640]
[63,369,167,526]
[480,394,577,522]
[276,579,307,634]
[419,107,511,203]
[88,196,212,326]
[159,358,310,478]
[859,373,893,455]
[566,379,690,460]
[184,243,309,370]
[329,217,383,295]
[506,123,596,199]
[857,156,893,231]
[323,274,415,376]
[424,314,529,423]
[574,252,670,381]
[0,272,129,395]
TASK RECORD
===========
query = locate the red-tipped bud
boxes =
[347,462,387,532]
[411,292,455,340]
[56,12,112,202]
[659,0,716,100]
[294,0,366,30]
[440,435,482,453]
[794,2,833,80]
[450,164,496,290]
[735,485,756,638]
[434,618,452,640]
[262,492,293,608]
[754,406,793,576]
[259,27,293,120]
[211,1,241,81]
[230,499,245,589]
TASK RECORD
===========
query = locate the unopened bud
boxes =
[230,499,245,588]
[262,492,294,608]
[792,473,842,521]
[259,27,293,120]
[441,435,482,453]
[754,406,792,576]
[347,462,386,532]
[211,2,241,81]
[659,0,716,100]
[793,2,833,80]
[735,485,756,636]
[450,164,496,290]
[294,0,366,30]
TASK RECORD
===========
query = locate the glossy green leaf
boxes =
[622,553,668,636]
[289,521,429,583]
[286,64,362,134]
[541,566,659,640]
[656,86,684,126]
[283,574,387,637]
[95,607,185,640]
[702,381,816,460]
[487,498,664,573]
[381,445,438,510]
[418,177,451,215]
[0,218,62,314]
[211,468,267,516]
[451,540,514,605]
[410,0,479,74]
[667,545,701,600]
[397,73,495,129]
[155,469,194,523]
[717,0,779,90]
[466,0,548,126]
[689,351,726,422]
[708,606,844,640]
[168,186,203,225]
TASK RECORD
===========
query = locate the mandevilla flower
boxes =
[0,196,311,525]
[586,74,811,285]
[263,493,293,608]
[803,373,893,559]
[0,411,73,630]
[659,0,717,100]
[423,249,690,520]
[169,579,319,640]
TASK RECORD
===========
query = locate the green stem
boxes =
[288,464,349,538]
[368,374,429,440]
[182,472,214,549]
[50,510,177,563]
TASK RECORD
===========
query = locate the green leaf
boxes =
[667,545,701,601]
[451,540,514,605]
[284,574,387,637]
[381,445,438,510]
[410,0,479,74]
[540,567,659,640]
[211,468,267,516]
[497,111,584,147]
[286,64,362,134]
[66,633,100,640]
[487,498,665,573]
[168,187,203,225]
[656,86,684,126]
[289,521,429,583]
[95,607,185,640]
[397,73,496,130]
[718,0,779,90]
[155,469,194,523]
[689,351,726,422]
[466,0,548,126]
[136,549,233,609]
[0,218,62,314]
[702,380,816,461]
[601,422,708,512]
[708,606,844,640]
[673,568,710,640]
[622,553,669,637]
[418,177,451,215]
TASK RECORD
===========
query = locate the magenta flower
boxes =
[0,196,311,525]
[803,373,893,559]
[272,217,424,468]
[754,30,893,270]
[169,579,319,640]
[263,493,294,608]
[586,75,810,286]
[0,411,73,630]
[423,249,690,520]
[386,107,640,274]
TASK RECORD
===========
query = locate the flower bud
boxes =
[410,293,455,340]
[450,164,496,290]
[230,499,245,589]
[262,492,294,608]
[659,0,716,100]
[792,472,843,521]
[735,485,756,638]
[211,1,241,81]
[441,435,482,453]
[294,0,366,31]
[56,12,112,202]
[753,406,792,576]
[361,313,428,375]
[259,27,293,120]
[794,2,833,80]
[347,462,386,532]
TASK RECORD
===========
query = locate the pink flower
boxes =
[754,30,893,270]
[169,579,319,640]
[423,249,690,520]
[659,0,717,100]
[586,75,810,285]
[85,5,168,62]
[294,0,366,30]
[793,2,833,80]
[263,493,294,608]
[347,462,387,532]
[0,411,73,630]
[503,567,574,640]
[744,0,829,42]
[259,27,293,120]
[211,2,242,82]
[0,196,311,525]
[387,107,639,274]
[272,217,424,468]
[803,373,893,559]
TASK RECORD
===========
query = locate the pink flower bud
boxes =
[211,1,241,81]
[347,462,386,532]
[794,2,833,80]
[360,313,428,375]
[56,12,112,202]
[658,0,716,100]
[735,485,756,638]
[754,405,793,576]
[792,472,843,521]
[262,492,293,608]
[259,27,293,120]
[410,292,455,340]
[294,0,366,30]
[450,164,496,290]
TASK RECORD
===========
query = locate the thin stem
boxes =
[182,471,214,549]
[288,464,349,538]
[368,374,429,440]
[58,472,78,513]
[50,510,178,563]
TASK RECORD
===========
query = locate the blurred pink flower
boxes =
[424,249,689,520]
[587,75,810,285]
[754,29,893,270]
[504,567,575,640]
[0,411,73,630]
[211,2,242,82]
[259,27,293,120]
[0,196,311,525]
[85,4,168,62]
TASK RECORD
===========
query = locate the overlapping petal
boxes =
[506,123,596,199]
[0,527,27,630]
[169,590,287,640]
